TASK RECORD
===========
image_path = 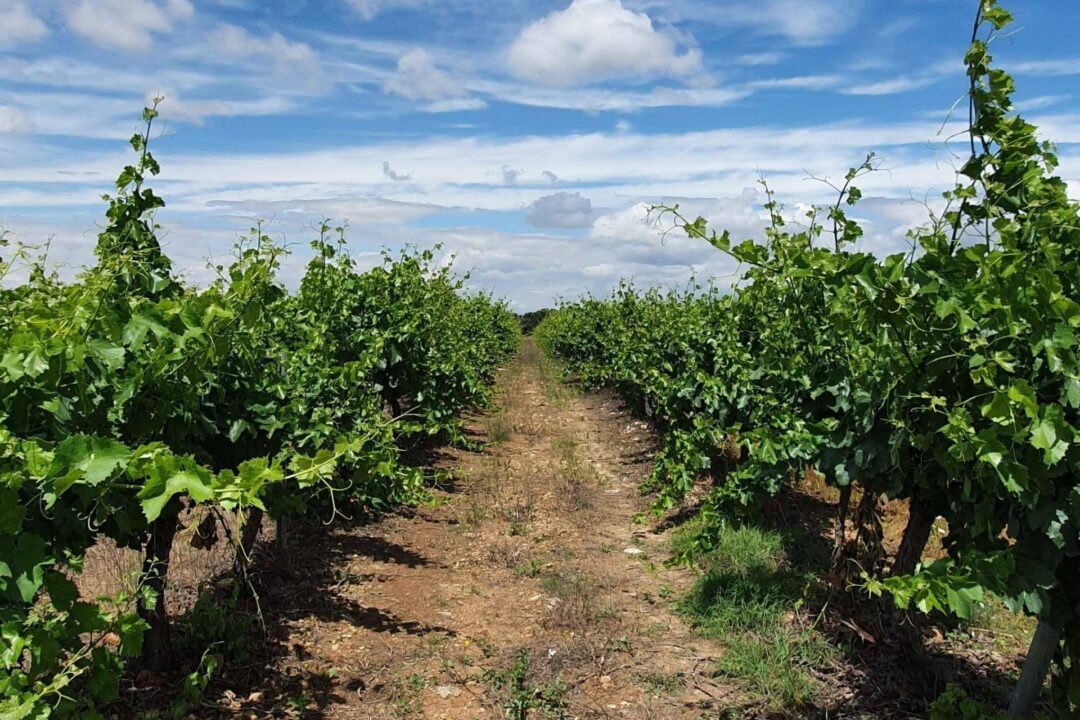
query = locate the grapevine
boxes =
[0,104,519,718]
[536,2,1078,715]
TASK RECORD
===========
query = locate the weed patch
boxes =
[675,520,833,711]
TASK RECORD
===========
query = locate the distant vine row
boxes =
[0,102,519,718]
[536,2,1078,716]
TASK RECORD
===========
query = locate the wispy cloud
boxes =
[382,48,470,102]
[1010,59,1080,77]
[1,0,1077,311]
[0,106,33,135]
[65,0,195,51]
[1015,94,1072,112]
[737,52,785,66]
[0,2,48,49]
[843,75,938,96]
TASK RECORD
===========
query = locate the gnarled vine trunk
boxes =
[831,484,853,571]
[852,490,884,575]
[893,493,935,578]
[238,506,264,568]
[138,500,180,671]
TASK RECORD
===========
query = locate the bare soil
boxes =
[93,338,1032,719]
[196,338,730,719]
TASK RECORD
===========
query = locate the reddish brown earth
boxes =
[211,339,729,719]
[86,339,1033,719]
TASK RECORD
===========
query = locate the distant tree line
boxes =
[517,309,553,335]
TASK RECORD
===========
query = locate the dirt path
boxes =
[244,339,728,719]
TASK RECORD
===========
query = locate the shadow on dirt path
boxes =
[194,338,728,719]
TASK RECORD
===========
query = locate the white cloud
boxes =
[507,0,702,87]
[542,170,560,183]
[383,49,466,101]
[0,106,33,135]
[203,195,448,224]
[747,75,842,91]
[0,90,137,139]
[151,92,297,125]
[590,203,658,243]
[427,98,487,113]
[7,115,1046,196]
[758,0,854,46]
[1011,59,1080,77]
[738,52,785,66]
[590,189,765,257]
[656,0,858,46]
[65,0,193,51]
[582,263,617,277]
[0,2,48,49]
[843,75,937,96]
[342,0,425,21]
[1015,95,1071,112]
[208,24,323,91]
[1,55,210,94]
[5,114,1077,308]
[525,192,594,228]
[473,81,745,112]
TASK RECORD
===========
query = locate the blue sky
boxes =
[1,0,1078,309]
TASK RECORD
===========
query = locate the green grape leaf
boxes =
[48,436,131,495]
[139,468,216,522]
[87,339,126,371]
[0,490,24,535]
[43,573,79,611]
[0,534,52,603]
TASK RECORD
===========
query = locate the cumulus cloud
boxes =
[507,0,703,87]
[0,2,48,49]
[383,49,467,101]
[542,170,560,183]
[382,161,412,182]
[525,192,594,228]
[589,203,661,243]
[501,165,522,185]
[7,114,1077,309]
[590,189,766,265]
[65,0,193,51]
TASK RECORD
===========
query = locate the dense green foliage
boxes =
[516,309,553,335]
[536,3,1078,714]
[0,104,519,719]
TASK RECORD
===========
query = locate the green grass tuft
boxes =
[674,519,833,712]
